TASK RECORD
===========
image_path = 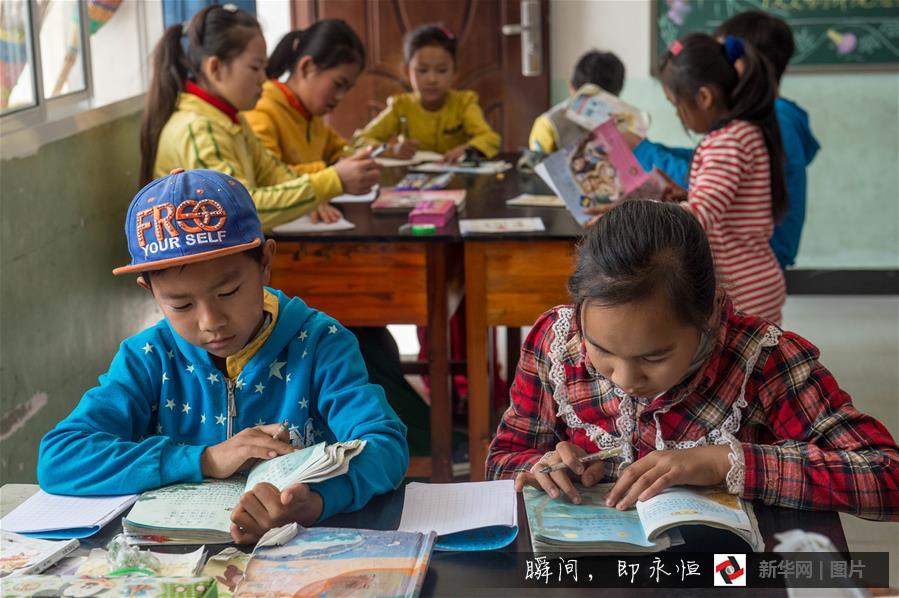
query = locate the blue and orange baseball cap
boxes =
[113,169,264,275]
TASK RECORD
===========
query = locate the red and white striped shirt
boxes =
[685,120,786,324]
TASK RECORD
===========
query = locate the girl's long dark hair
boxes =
[140,5,261,185]
[568,200,717,330]
[266,19,365,80]
[660,33,787,223]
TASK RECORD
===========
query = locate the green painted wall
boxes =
[551,73,899,269]
[0,111,160,483]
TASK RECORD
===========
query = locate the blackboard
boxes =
[652,0,899,71]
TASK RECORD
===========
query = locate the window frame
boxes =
[1,0,157,147]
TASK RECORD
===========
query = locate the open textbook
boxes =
[122,440,365,544]
[536,119,665,225]
[524,484,763,554]
[233,523,434,597]
[566,84,651,136]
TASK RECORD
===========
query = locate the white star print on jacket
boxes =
[38,288,409,522]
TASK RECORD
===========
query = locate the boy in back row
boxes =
[38,169,408,544]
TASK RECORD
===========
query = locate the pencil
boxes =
[272,419,289,440]
[538,446,624,474]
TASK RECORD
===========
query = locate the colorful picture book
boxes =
[0,531,79,578]
[536,119,665,225]
[122,441,365,544]
[371,189,466,212]
[524,484,763,554]
[234,524,435,597]
[566,83,651,136]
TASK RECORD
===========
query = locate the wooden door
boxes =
[292,0,549,151]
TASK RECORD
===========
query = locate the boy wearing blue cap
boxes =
[38,169,408,544]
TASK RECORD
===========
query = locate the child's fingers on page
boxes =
[514,471,535,492]
[238,490,276,525]
[229,520,262,545]
[533,471,562,499]
[556,442,585,475]
[637,471,676,503]
[550,470,582,504]
[605,457,653,505]
[581,461,607,487]
[615,466,667,510]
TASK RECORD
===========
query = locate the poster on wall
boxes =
[651,0,899,72]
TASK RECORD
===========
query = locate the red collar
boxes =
[273,80,311,120]
[184,80,239,124]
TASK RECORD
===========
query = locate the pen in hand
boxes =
[539,446,624,475]
[272,419,290,440]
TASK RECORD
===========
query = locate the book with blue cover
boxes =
[524,483,763,553]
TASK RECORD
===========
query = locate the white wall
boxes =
[256,0,293,57]
[548,0,899,270]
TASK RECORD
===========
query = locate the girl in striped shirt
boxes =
[657,33,788,324]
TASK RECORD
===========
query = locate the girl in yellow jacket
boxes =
[358,24,501,162]
[245,20,365,177]
[140,5,379,230]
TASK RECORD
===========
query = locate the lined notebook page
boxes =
[1,491,137,533]
[398,480,516,536]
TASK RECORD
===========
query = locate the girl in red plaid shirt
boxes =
[488,200,899,521]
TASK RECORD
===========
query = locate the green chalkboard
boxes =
[652,0,899,71]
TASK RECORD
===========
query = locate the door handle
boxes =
[501,0,542,77]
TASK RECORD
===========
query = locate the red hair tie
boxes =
[669,39,684,56]
[438,24,455,40]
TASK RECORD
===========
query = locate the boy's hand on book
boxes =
[230,482,324,544]
[334,148,381,195]
[200,424,294,479]
[620,131,643,150]
[605,445,732,510]
[514,441,609,505]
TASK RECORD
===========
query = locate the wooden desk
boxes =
[458,171,583,480]
[271,162,581,483]
[271,203,463,482]
[2,483,853,596]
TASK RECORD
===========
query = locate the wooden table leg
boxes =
[464,244,490,481]
[426,244,453,482]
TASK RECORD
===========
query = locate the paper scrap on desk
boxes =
[459,217,546,235]
[412,160,512,175]
[0,491,137,537]
[506,193,565,208]
[375,150,443,167]
[271,215,355,234]
[398,480,516,537]
[330,186,378,204]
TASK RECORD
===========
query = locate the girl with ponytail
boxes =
[655,33,788,324]
[140,5,378,228]
[245,20,367,175]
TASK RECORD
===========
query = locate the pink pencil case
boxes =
[409,199,456,227]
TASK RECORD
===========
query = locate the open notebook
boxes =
[524,484,763,553]
[123,440,365,544]
[0,492,137,539]
[398,480,518,551]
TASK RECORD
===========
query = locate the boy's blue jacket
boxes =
[38,288,409,521]
[633,97,820,269]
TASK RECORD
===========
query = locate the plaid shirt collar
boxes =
[562,298,735,412]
